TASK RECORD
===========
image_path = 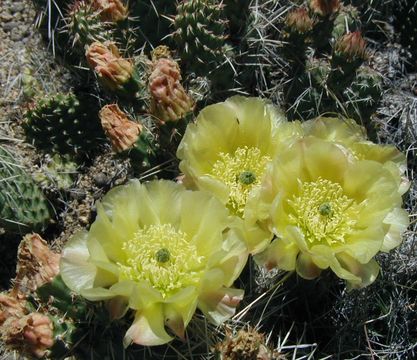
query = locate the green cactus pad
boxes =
[0,147,51,233]
[24,92,105,158]
[173,0,229,74]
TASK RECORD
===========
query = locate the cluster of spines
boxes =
[0,147,51,233]
[66,0,113,51]
[172,0,229,74]
[24,92,104,158]
[280,0,382,127]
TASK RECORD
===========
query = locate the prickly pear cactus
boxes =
[24,92,105,158]
[34,276,131,359]
[130,0,177,47]
[223,0,251,40]
[172,0,229,74]
[33,155,78,191]
[279,1,382,128]
[66,0,113,50]
[0,147,51,233]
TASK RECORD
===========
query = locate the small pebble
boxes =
[10,3,25,13]
[70,189,87,200]
[2,21,17,32]
[10,30,23,42]
[93,173,109,186]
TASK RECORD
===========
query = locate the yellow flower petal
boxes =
[198,287,244,325]
[124,304,173,347]
[254,237,299,271]
[60,231,97,293]
[381,208,410,252]
[296,253,322,279]
[164,287,199,339]
[336,253,380,289]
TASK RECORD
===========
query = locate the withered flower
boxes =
[334,31,367,61]
[285,8,314,34]
[99,104,142,152]
[13,233,60,295]
[2,313,54,358]
[149,55,194,122]
[91,0,128,22]
[86,41,135,92]
[309,0,340,17]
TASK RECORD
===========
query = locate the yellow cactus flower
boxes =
[255,136,409,289]
[177,96,294,254]
[60,180,248,346]
[300,116,410,196]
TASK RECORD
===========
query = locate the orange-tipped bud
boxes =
[334,31,367,61]
[91,0,128,22]
[286,8,314,34]
[86,41,134,92]
[149,57,194,122]
[99,104,142,152]
[13,234,61,295]
[309,0,340,17]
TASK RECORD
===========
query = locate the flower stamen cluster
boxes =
[211,146,271,217]
[119,224,205,298]
[288,178,359,246]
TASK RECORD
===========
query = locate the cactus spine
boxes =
[24,92,104,158]
[173,0,229,75]
[0,148,51,233]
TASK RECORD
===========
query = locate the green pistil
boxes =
[238,171,256,185]
[155,248,170,263]
[288,177,359,246]
[319,202,332,216]
[211,146,271,217]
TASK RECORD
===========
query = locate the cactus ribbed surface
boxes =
[24,92,104,158]
[130,0,176,47]
[0,147,51,233]
[173,0,229,74]
[67,1,113,50]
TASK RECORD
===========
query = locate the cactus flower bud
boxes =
[99,104,142,152]
[309,0,340,17]
[91,0,128,22]
[215,328,275,360]
[13,233,61,295]
[2,313,54,358]
[285,8,314,34]
[334,31,367,61]
[86,41,137,93]
[149,56,194,122]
